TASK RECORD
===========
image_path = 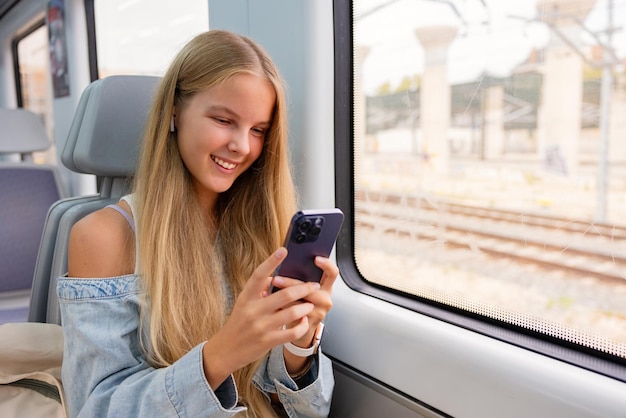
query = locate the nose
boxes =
[227,129,251,155]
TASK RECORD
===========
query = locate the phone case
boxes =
[272,208,344,286]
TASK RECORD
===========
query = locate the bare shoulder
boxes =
[67,202,135,278]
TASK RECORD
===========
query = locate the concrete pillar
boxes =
[610,73,626,163]
[354,45,370,191]
[355,46,370,153]
[482,85,505,160]
[536,0,597,176]
[415,25,458,174]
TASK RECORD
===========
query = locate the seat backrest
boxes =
[28,75,161,324]
[0,108,65,324]
[0,164,64,291]
[0,108,51,158]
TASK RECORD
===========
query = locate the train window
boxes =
[14,21,55,164]
[92,0,208,77]
[349,0,626,363]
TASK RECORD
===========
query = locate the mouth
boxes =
[211,155,237,170]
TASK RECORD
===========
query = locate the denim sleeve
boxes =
[58,276,245,418]
[252,345,335,417]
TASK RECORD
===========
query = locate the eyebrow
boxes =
[207,105,238,118]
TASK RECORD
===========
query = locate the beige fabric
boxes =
[0,323,66,418]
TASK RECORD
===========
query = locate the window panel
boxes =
[16,23,54,164]
[94,0,208,77]
[353,0,626,359]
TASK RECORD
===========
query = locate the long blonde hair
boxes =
[133,30,297,417]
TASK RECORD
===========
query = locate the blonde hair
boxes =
[133,30,296,417]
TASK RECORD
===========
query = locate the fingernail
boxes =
[275,247,287,258]
[273,276,285,286]
[311,282,320,290]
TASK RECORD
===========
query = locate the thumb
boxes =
[245,247,287,296]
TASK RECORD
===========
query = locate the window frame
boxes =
[332,0,626,383]
[84,0,99,82]
[11,18,45,108]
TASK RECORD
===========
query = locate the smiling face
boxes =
[175,73,277,211]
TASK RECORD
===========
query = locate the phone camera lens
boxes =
[295,232,307,243]
[292,216,324,244]
[298,220,312,232]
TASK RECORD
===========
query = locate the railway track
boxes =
[355,190,626,284]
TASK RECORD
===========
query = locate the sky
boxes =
[354,0,626,94]
[95,0,208,76]
[93,0,625,92]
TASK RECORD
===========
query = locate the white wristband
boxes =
[284,322,324,357]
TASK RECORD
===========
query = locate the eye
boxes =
[213,117,230,125]
[251,127,267,137]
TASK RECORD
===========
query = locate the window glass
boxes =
[94,0,208,77]
[353,0,626,359]
[16,24,55,164]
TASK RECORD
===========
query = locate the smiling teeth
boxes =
[212,156,236,169]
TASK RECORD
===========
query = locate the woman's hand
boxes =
[270,254,339,374]
[201,247,322,389]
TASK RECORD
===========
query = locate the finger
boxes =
[271,301,315,330]
[314,257,339,290]
[266,280,320,310]
[277,316,311,343]
[270,275,311,290]
[243,247,287,296]
[256,304,313,346]
[271,274,332,311]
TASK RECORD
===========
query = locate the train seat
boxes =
[28,75,160,324]
[0,108,65,324]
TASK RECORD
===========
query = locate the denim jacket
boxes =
[57,275,334,417]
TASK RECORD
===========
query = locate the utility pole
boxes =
[596,0,614,222]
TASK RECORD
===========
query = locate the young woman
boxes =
[58,30,336,417]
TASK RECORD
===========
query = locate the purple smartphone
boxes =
[270,208,344,292]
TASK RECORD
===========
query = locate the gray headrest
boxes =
[0,108,50,154]
[62,75,161,176]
